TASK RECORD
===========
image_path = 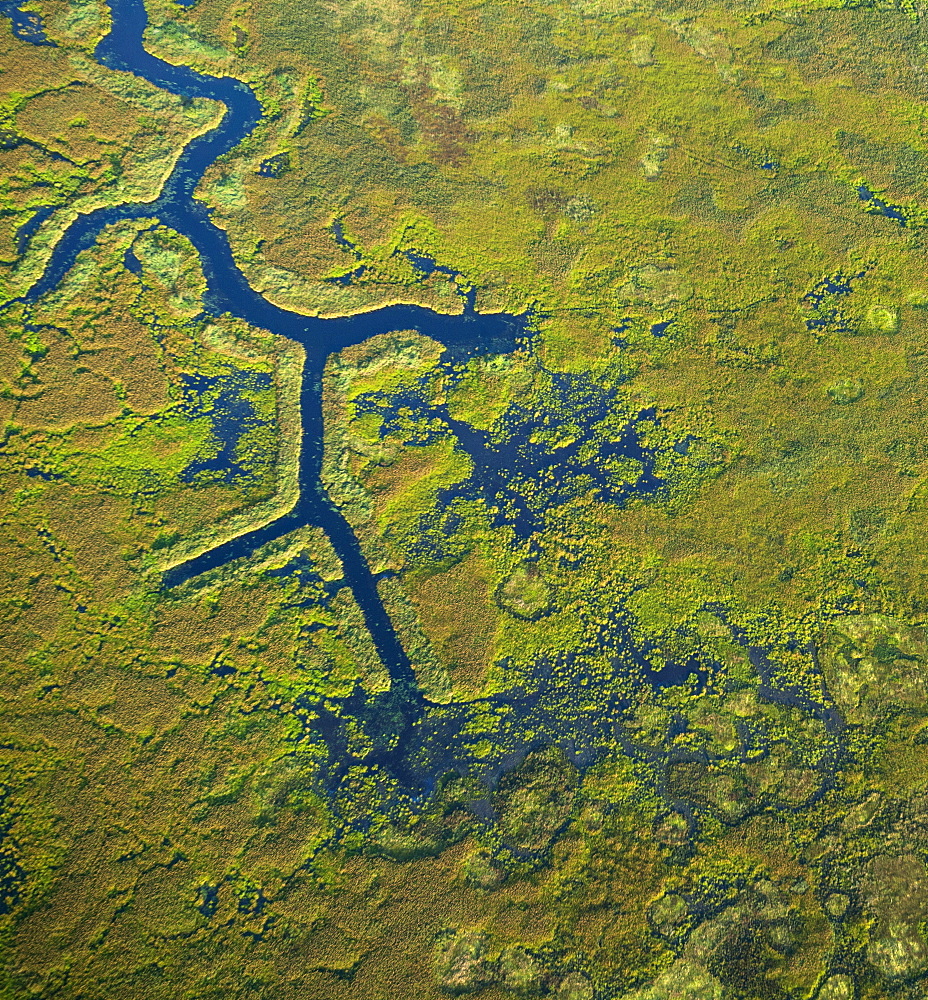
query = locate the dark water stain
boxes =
[802,268,866,333]
[179,368,272,484]
[802,270,865,309]
[257,152,290,177]
[197,884,218,917]
[123,247,142,274]
[297,600,723,811]
[25,467,61,481]
[858,184,907,225]
[649,657,707,687]
[15,206,56,255]
[323,236,476,311]
[359,371,665,543]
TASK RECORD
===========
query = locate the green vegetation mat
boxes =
[7,0,928,996]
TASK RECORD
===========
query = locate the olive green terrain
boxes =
[5,0,928,997]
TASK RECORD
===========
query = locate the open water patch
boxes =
[178,368,273,485]
[357,367,665,543]
[123,247,143,275]
[802,269,866,333]
[0,0,54,44]
[858,184,907,225]
[324,224,476,307]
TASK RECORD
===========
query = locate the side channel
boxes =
[10,0,530,694]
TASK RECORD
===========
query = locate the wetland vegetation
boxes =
[6,0,928,997]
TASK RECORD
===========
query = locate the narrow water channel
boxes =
[12,0,530,696]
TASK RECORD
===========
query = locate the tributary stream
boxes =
[17,0,530,701]
[3,0,843,813]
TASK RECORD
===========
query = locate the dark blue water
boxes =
[357,372,665,543]
[323,225,476,310]
[179,369,272,483]
[858,184,907,225]
[15,206,57,255]
[257,152,289,177]
[330,220,361,257]
[802,269,866,333]
[123,248,142,275]
[0,0,54,44]
[3,0,847,827]
[650,319,674,337]
[802,271,865,308]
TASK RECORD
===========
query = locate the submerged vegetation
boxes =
[5,0,928,997]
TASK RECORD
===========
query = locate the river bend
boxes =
[11,0,530,698]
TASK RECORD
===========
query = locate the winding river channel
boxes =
[17,0,530,701]
[4,0,846,813]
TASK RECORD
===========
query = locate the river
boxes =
[12,0,531,698]
[3,0,843,812]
